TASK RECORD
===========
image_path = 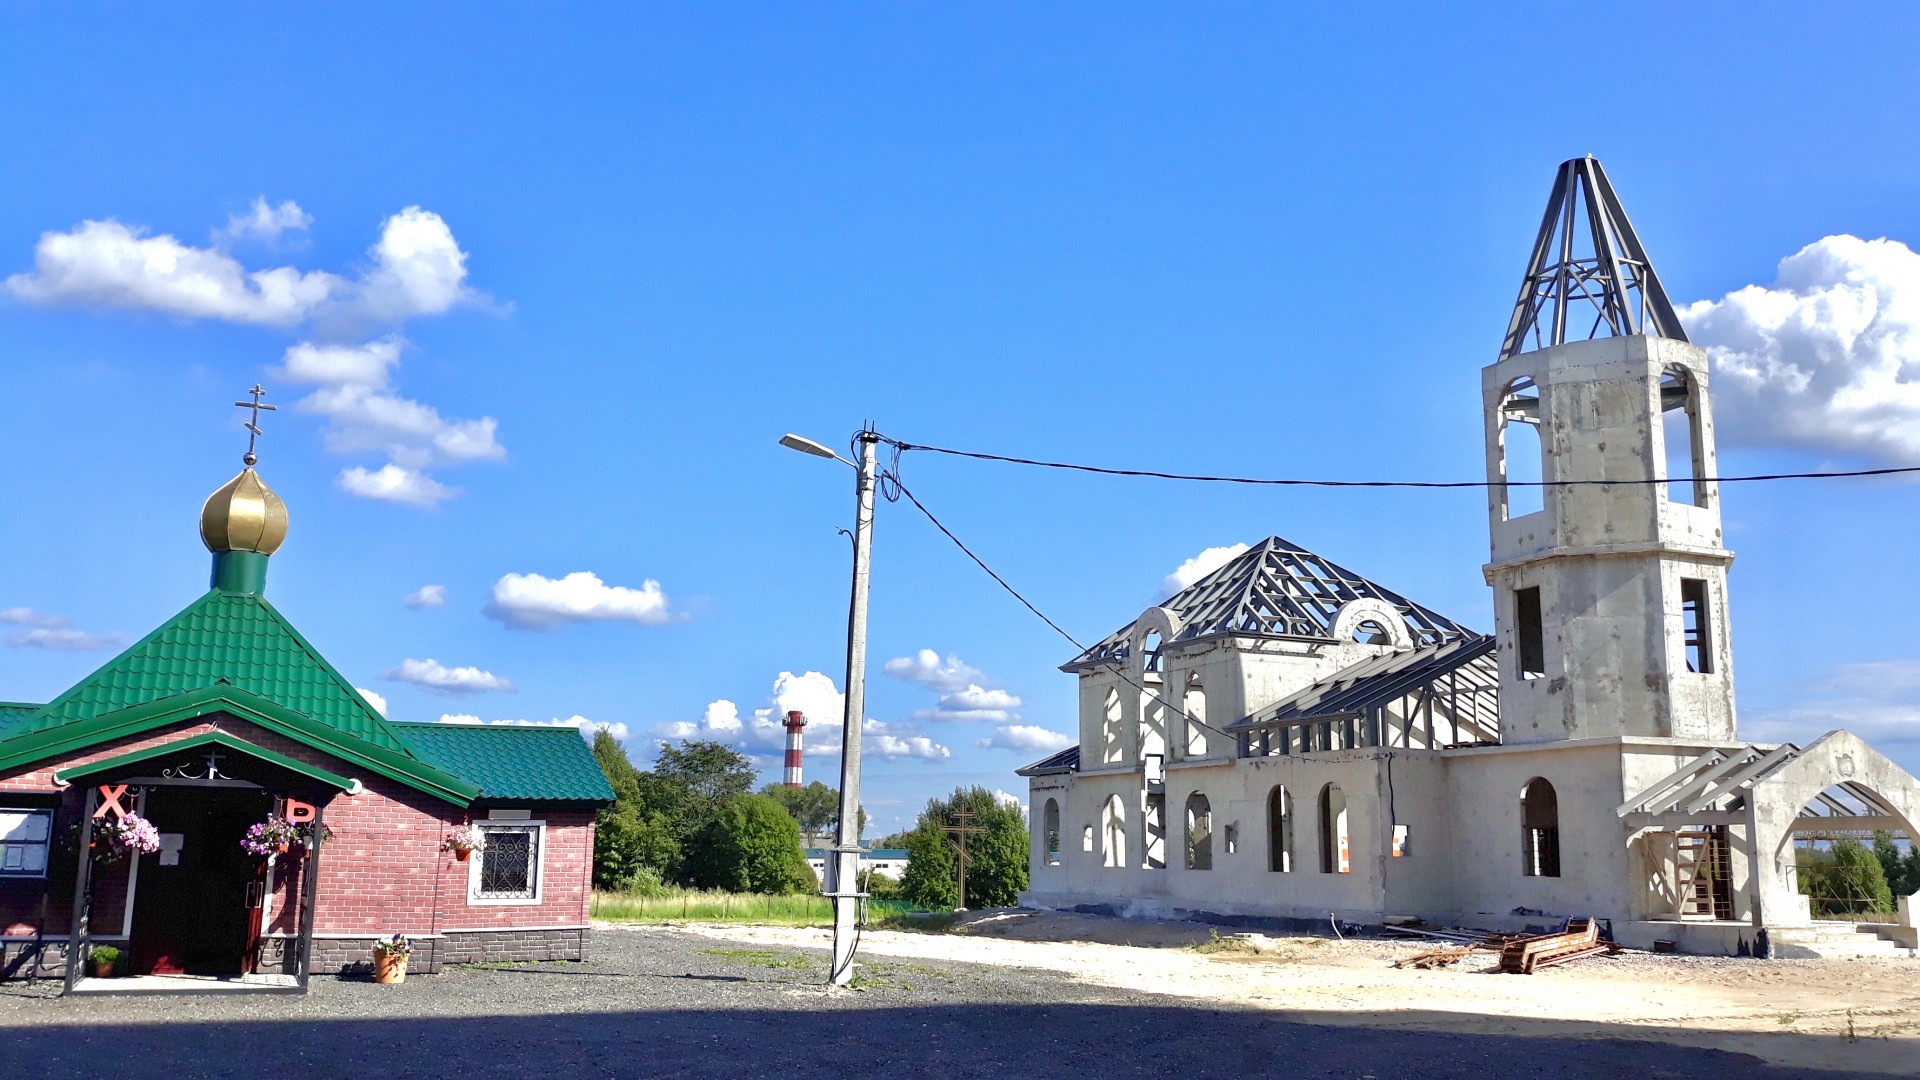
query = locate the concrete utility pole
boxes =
[942,808,986,911]
[828,429,880,985]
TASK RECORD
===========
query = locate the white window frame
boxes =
[0,808,53,879]
[467,819,546,906]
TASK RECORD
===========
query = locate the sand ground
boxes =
[673,910,1920,1076]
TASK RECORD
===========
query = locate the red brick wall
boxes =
[0,714,596,943]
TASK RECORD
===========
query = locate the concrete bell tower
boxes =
[1483,157,1735,746]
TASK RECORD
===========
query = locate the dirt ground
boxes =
[677,910,1920,1076]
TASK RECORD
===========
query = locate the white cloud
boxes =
[915,684,1023,724]
[0,607,71,629]
[435,713,629,742]
[5,218,342,325]
[404,584,447,609]
[279,337,403,388]
[219,197,312,246]
[484,571,677,630]
[339,464,457,508]
[5,204,476,328]
[882,649,984,693]
[977,725,1073,753]
[1161,542,1250,598]
[5,628,122,651]
[1744,658,1920,747]
[993,788,1029,816]
[1682,234,1920,466]
[650,670,952,764]
[355,687,389,717]
[863,728,952,761]
[299,384,504,469]
[386,657,514,695]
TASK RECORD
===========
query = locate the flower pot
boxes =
[454,847,471,862]
[275,842,289,855]
[90,961,115,979]
[372,953,407,984]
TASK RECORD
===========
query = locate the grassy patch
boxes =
[868,910,964,934]
[704,948,811,969]
[592,889,918,927]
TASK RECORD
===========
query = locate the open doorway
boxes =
[129,787,272,975]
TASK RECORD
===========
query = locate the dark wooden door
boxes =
[130,788,272,975]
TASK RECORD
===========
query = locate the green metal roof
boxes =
[11,589,405,753]
[0,703,44,739]
[0,685,480,805]
[394,722,617,804]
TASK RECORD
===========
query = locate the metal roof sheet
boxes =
[1233,635,1498,729]
[1016,744,1080,776]
[10,589,405,753]
[394,722,616,804]
[1066,536,1477,670]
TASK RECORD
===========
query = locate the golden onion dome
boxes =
[200,467,288,555]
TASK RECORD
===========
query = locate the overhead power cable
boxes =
[884,471,1237,742]
[883,438,1920,489]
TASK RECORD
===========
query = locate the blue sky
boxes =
[3,7,1920,833]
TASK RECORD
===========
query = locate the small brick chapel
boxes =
[0,428,614,990]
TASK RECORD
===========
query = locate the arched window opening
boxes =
[1043,799,1061,866]
[1351,618,1393,645]
[1101,794,1127,868]
[1185,792,1213,870]
[1183,672,1208,757]
[1268,786,1293,873]
[1143,794,1167,869]
[1102,686,1125,764]
[1139,632,1166,761]
[1660,366,1707,508]
[1081,825,1094,853]
[1319,784,1350,874]
[1522,778,1560,878]
[1499,377,1545,519]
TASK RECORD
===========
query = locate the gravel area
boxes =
[0,924,1878,1080]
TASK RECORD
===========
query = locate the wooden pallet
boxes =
[1498,917,1604,974]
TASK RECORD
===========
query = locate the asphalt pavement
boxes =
[0,925,1873,1079]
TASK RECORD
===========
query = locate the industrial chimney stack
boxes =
[782,710,806,787]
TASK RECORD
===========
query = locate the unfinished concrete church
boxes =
[1017,157,1920,957]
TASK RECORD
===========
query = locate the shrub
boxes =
[682,794,816,894]
[89,945,122,966]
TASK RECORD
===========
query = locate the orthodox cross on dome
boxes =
[234,383,278,466]
[1499,156,1689,361]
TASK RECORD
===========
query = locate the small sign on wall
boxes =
[158,833,184,866]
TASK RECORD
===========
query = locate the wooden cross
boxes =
[234,383,278,466]
[940,809,988,911]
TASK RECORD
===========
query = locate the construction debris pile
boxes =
[1386,917,1619,973]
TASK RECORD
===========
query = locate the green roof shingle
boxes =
[14,589,405,753]
[395,722,616,804]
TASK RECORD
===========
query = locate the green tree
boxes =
[594,804,679,890]
[1873,831,1920,900]
[759,780,866,841]
[1800,838,1895,915]
[683,794,817,894]
[898,787,1028,910]
[637,740,756,841]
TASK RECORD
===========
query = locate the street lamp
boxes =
[782,426,879,986]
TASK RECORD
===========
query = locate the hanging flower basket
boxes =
[241,815,301,858]
[98,814,160,861]
[441,826,484,862]
[371,934,412,984]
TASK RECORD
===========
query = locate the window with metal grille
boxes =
[1514,587,1545,679]
[475,824,540,900]
[0,809,51,878]
[1681,578,1713,674]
